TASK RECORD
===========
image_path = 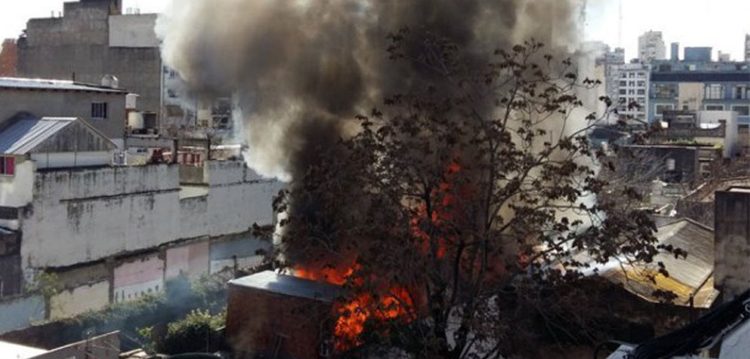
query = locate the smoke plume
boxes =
[156,0,583,181]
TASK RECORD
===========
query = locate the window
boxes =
[705,84,725,100]
[91,102,108,120]
[0,157,15,176]
[706,105,725,111]
[735,85,749,99]
[654,84,677,99]
[619,81,627,87]
[655,104,674,115]
[637,89,646,95]
[637,81,646,87]
[619,89,627,95]
[733,105,750,116]
[628,81,635,87]
[637,72,646,78]
[628,90,635,95]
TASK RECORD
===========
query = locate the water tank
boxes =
[128,112,145,130]
[101,74,119,89]
[126,93,139,110]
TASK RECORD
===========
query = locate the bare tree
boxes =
[275,37,667,359]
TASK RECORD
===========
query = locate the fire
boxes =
[294,162,464,352]
[294,264,416,351]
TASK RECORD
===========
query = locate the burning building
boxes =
[226,271,340,359]
[160,0,600,356]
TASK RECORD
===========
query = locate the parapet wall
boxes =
[21,162,281,271]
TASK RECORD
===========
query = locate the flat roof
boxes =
[728,187,750,193]
[0,77,126,94]
[229,270,341,303]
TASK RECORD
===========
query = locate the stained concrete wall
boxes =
[113,254,163,303]
[49,281,110,320]
[0,295,45,334]
[715,189,750,300]
[165,240,209,280]
[0,89,126,141]
[109,15,159,48]
[18,161,279,304]
[20,164,180,270]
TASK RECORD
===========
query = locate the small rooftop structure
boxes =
[226,271,341,359]
[0,77,126,93]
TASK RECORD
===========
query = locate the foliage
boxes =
[14,274,228,353]
[276,36,671,359]
[161,310,225,354]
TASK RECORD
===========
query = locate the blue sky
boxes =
[2,0,750,61]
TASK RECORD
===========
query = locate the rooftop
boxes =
[0,340,46,358]
[0,115,115,155]
[229,270,341,303]
[0,77,125,94]
[602,218,717,308]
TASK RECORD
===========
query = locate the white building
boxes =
[614,63,650,124]
[638,31,667,63]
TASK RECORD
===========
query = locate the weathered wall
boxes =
[165,240,209,280]
[0,295,45,334]
[715,189,750,300]
[210,233,270,274]
[0,89,126,141]
[0,159,34,215]
[109,15,159,48]
[113,253,163,303]
[18,2,161,119]
[21,164,180,269]
[49,281,109,320]
[30,151,112,170]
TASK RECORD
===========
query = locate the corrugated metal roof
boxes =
[229,270,341,303]
[0,77,125,93]
[0,116,77,155]
[602,218,718,308]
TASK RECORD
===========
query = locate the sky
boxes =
[1,0,750,61]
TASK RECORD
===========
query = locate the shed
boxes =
[0,114,116,170]
[226,271,340,359]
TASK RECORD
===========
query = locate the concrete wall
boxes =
[108,15,158,48]
[0,89,126,141]
[715,189,750,300]
[20,164,179,269]
[113,254,163,303]
[18,2,162,120]
[0,295,45,334]
[49,281,109,320]
[210,233,270,274]
[165,240,209,280]
[31,151,112,170]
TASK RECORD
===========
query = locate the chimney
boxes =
[715,188,750,301]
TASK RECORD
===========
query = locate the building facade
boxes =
[685,47,713,62]
[638,31,666,63]
[17,0,161,130]
[0,78,127,145]
[648,61,750,125]
[614,63,650,124]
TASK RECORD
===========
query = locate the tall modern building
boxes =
[613,63,650,124]
[684,47,713,62]
[671,42,680,61]
[745,34,750,62]
[638,31,666,63]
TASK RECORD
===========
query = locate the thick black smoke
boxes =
[157,0,582,181]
